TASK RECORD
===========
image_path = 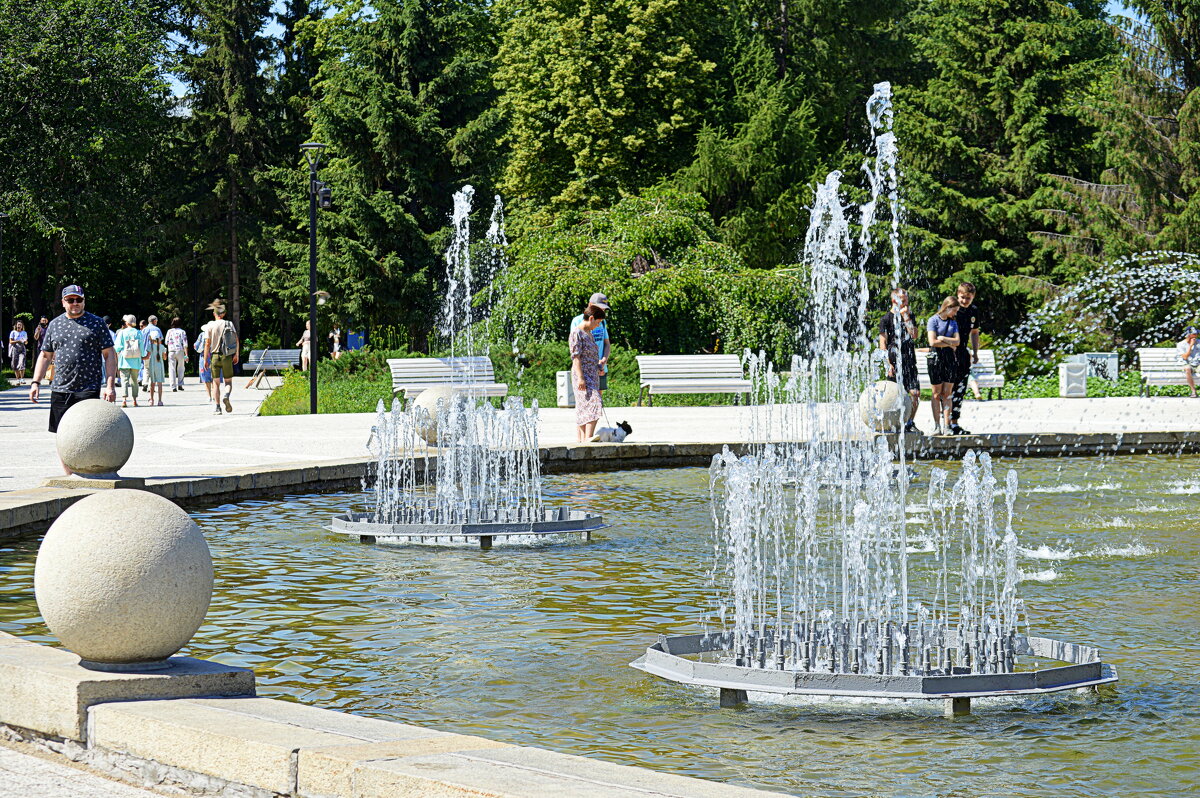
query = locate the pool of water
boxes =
[2,455,1197,796]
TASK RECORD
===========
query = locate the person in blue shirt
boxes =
[925,296,961,435]
[570,292,610,394]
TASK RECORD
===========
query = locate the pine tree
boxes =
[897,0,1116,326]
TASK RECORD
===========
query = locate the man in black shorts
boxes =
[878,287,921,434]
[949,282,981,435]
[28,285,118,474]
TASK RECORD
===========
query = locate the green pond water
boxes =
[1,455,1197,797]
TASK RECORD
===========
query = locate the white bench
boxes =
[635,354,751,406]
[1137,347,1191,394]
[913,349,1005,398]
[244,348,301,389]
[387,356,508,399]
[246,349,301,371]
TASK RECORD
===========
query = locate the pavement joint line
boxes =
[447,751,708,796]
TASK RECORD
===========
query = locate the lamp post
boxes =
[300,142,330,415]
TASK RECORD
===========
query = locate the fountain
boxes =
[331,187,604,549]
[632,83,1117,714]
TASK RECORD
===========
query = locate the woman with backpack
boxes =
[113,315,144,407]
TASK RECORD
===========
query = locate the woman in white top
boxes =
[296,320,312,371]
[7,321,28,384]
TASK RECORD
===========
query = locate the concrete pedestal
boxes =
[0,632,254,741]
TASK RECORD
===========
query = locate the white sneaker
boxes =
[213,406,222,415]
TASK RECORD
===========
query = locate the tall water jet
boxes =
[332,188,603,548]
[633,84,1117,713]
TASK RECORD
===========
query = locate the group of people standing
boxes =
[879,281,981,436]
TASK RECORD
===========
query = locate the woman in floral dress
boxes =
[570,304,606,441]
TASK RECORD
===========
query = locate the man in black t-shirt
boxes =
[877,287,921,433]
[950,282,981,434]
[28,285,118,473]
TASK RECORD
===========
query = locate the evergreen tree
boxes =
[494,0,721,215]
[172,0,276,335]
[261,0,501,343]
[897,0,1116,329]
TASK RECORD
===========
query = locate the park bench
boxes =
[1136,347,1191,395]
[387,356,508,399]
[913,349,1005,398]
[635,354,752,406]
[244,348,301,389]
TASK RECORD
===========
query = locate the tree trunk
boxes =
[229,177,242,335]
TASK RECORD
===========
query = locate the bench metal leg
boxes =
[637,386,645,407]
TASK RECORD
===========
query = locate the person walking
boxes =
[166,318,189,391]
[878,288,921,433]
[296,320,312,371]
[949,282,981,434]
[113,315,144,407]
[32,316,48,351]
[570,293,611,395]
[203,301,239,414]
[195,321,213,401]
[8,320,28,384]
[28,285,117,474]
[926,296,961,435]
[570,304,606,442]
[144,325,166,406]
[329,325,341,360]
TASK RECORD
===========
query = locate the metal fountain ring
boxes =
[631,631,1118,715]
[331,507,604,549]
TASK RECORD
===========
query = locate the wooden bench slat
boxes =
[636,354,750,405]
[387,356,507,399]
[1136,348,1191,393]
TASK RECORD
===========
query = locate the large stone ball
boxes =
[55,399,134,476]
[412,385,458,446]
[858,380,913,432]
[34,490,213,667]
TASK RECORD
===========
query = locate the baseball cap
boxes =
[62,285,85,299]
[1187,326,1199,336]
[588,292,610,310]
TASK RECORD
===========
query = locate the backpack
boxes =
[211,319,237,356]
[121,330,142,359]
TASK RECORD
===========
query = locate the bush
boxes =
[1001,370,1192,399]
[494,188,805,366]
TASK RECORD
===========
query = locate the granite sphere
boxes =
[34,490,213,666]
[55,399,134,476]
[858,380,913,432]
[413,385,458,446]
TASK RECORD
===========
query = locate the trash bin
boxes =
[1058,362,1087,398]
[556,370,576,407]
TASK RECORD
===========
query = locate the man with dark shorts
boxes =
[878,287,921,434]
[949,282,981,435]
[28,285,117,474]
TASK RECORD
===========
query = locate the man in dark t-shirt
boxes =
[877,287,921,433]
[29,285,117,473]
[949,282,981,434]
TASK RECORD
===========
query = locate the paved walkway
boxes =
[0,744,160,798]
[3,380,1200,493]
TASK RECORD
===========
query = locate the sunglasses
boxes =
[64,297,84,304]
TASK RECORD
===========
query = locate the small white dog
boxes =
[590,420,632,443]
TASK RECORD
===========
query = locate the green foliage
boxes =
[1002,370,1192,399]
[896,0,1116,328]
[494,190,805,364]
[494,0,721,213]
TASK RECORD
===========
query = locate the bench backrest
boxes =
[913,349,1000,382]
[636,354,746,381]
[1137,347,1183,373]
[388,356,498,385]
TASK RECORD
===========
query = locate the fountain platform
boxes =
[331,506,603,549]
[631,630,1117,716]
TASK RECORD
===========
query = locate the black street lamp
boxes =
[300,142,330,415]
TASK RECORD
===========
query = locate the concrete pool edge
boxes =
[0,632,781,798]
[4,430,1200,542]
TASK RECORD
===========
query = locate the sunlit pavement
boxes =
[2,381,1199,493]
[0,742,163,798]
